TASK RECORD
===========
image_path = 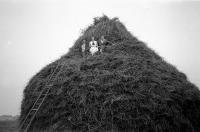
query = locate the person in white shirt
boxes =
[81,40,86,57]
[89,37,98,56]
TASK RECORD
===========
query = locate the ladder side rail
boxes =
[20,63,61,129]
[25,63,65,131]
[22,89,49,131]
[24,88,50,132]
[20,82,50,128]
[20,78,55,128]
[22,62,66,131]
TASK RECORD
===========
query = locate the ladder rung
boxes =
[23,121,29,125]
[47,84,53,87]
[38,96,45,99]
[37,99,44,103]
[33,105,39,109]
[35,102,42,105]
[32,109,38,111]
[42,90,49,94]
[34,103,40,106]
[30,110,36,114]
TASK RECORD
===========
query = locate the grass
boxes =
[0,120,19,132]
[20,15,200,132]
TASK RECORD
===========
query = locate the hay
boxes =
[20,15,200,132]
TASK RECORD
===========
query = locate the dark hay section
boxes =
[20,15,200,132]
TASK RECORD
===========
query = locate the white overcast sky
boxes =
[0,0,200,115]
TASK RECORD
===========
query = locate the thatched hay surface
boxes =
[20,16,200,132]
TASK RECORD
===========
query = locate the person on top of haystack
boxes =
[89,36,98,56]
[100,35,106,44]
[99,35,107,53]
[81,39,86,57]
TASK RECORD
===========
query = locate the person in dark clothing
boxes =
[99,35,107,53]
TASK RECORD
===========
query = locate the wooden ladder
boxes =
[20,62,65,132]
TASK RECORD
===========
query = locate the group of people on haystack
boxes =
[81,36,112,57]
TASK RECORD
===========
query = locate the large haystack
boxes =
[20,16,200,132]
